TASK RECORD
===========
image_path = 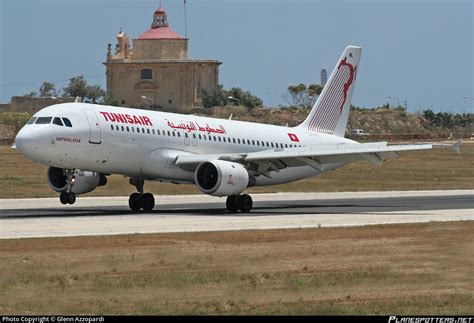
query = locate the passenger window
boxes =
[247,139,250,145]
[198,134,202,140]
[111,125,114,130]
[285,144,288,148]
[27,117,37,125]
[147,128,150,134]
[173,132,176,137]
[116,125,119,131]
[233,138,236,144]
[218,137,221,142]
[127,126,130,132]
[213,136,217,141]
[152,129,155,135]
[167,131,170,136]
[35,117,52,124]
[185,133,188,138]
[252,140,255,145]
[132,127,135,132]
[193,133,196,139]
[122,126,125,131]
[238,139,241,144]
[142,128,145,133]
[177,132,181,138]
[271,143,274,148]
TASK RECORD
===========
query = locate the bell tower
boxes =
[151,7,169,28]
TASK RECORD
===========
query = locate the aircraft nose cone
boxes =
[15,127,35,154]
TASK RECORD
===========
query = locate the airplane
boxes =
[13,46,457,212]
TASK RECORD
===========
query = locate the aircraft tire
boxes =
[226,195,239,213]
[67,192,76,204]
[238,194,253,213]
[60,192,69,205]
[129,192,142,211]
[141,193,155,211]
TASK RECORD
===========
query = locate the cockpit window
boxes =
[53,117,63,126]
[35,117,52,124]
[62,118,72,127]
[27,117,37,125]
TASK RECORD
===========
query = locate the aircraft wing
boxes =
[174,142,435,173]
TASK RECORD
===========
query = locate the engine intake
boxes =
[195,160,249,197]
[47,167,107,195]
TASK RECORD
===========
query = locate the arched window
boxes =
[141,69,152,80]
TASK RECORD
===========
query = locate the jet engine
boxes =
[47,167,107,194]
[195,160,249,197]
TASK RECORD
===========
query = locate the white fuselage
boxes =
[15,103,356,187]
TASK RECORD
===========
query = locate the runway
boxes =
[0,190,472,239]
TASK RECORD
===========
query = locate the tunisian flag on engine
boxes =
[287,133,299,142]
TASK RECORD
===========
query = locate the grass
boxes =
[0,222,472,314]
[0,142,473,198]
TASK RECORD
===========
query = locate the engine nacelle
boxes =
[195,160,249,197]
[47,167,107,195]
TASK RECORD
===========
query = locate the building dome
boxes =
[137,6,183,40]
[155,7,166,15]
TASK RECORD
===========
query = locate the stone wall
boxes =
[2,96,76,114]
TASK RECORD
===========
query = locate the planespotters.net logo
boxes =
[388,317,473,323]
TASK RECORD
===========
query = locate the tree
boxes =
[199,85,229,108]
[39,81,57,97]
[228,87,263,109]
[63,75,88,98]
[199,85,263,109]
[285,83,323,108]
[86,84,106,103]
[99,94,119,106]
[62,75,106,103]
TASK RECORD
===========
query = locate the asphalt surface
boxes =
[0,191,472,238]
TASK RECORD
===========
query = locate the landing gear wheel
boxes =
[226,195,239,213]
[140,193,155,211]
[60,192,68,205]
[237,194,253,213]
[129,192,141,211]
[67,192,76,204]
[60,192,76,205]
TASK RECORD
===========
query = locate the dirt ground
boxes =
[0,142,473,198]
[1,221,472,315]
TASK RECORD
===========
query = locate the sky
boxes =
[0,0,472,113]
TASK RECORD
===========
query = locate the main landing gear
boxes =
[60,169,76,205]
[128,178,155,211]
[226,194,253,213]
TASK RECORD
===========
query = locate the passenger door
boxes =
[83,110,102,144]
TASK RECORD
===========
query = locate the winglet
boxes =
[432,140,462,155]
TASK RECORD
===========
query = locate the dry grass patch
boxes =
[0,222,472,314]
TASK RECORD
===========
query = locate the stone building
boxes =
[104,7,221,111]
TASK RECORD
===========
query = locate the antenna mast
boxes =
[184,0,187,38]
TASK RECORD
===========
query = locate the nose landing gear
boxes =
[128,178,155,211]
[59,169,77,205]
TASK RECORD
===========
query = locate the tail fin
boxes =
[297,45,362,137]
